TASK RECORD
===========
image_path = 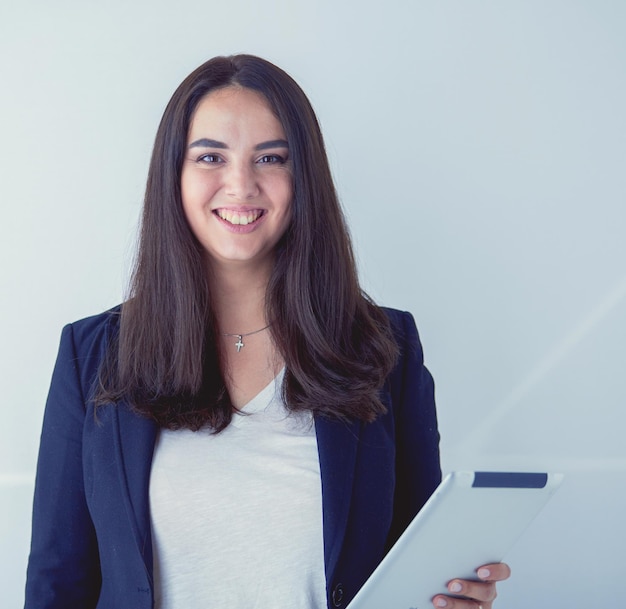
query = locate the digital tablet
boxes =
[346,471,563,609]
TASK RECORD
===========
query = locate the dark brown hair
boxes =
[97,54,398,431]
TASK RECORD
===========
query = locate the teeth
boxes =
[217,210,261,225]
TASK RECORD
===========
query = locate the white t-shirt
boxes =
[149,370,327,609]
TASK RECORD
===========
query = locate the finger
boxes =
[476,562,511,582]
[445,578,497,603]
[431,594,486,609]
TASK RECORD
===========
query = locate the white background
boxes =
[2,1,625,607]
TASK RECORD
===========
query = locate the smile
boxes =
[214,209,265,226]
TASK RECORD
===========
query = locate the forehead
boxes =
[187,86,285,140]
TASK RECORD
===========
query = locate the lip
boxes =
[212,207,266,233]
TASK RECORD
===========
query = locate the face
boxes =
[181,86,293,273]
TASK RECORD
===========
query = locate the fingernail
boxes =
[434,598,448,608]
[449,581,462,593]
[477,568,491,579]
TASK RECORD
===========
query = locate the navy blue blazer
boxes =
[25,307,441,609]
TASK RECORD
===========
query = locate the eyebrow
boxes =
[188,138,289,151]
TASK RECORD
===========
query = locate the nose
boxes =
[224,162,260,200]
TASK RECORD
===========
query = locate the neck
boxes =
[208,260,271,334]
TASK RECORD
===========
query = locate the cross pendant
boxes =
[235,335,244,352]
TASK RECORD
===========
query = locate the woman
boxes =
[25,54,509,609]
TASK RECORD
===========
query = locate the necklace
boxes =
[221,323,271,352]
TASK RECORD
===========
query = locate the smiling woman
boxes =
[84,55,402,433]
[24,54,509,609]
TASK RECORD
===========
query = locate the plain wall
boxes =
[1,1,625,607]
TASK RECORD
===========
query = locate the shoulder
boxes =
[68,304,122,335]
[54,305,122,397]
[378,306,432,417]
[380,307,416,330]
[64,305,121,353]
[380,306,424,360]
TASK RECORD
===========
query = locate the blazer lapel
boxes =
[112,402,158,581]
[315,416,362,583]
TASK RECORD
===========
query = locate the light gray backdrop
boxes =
[2,1,625,607]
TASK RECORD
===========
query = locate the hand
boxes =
[431,563,511,609]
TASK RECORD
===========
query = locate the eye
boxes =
[197,153,223,164]
[257,154,286,164]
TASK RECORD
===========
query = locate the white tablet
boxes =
[346,471,563,609]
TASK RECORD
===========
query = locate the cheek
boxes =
[179,185,197,230]
[277,201,293,242]
[181,168,220,211]
[275,192,293,233]
[180,171,196,219]
[274,176,294,216]
[180,180,213,238]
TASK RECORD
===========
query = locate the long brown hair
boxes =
[96,54,398,431]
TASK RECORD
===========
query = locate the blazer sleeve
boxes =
[24,324,102,609]
[385,309,442,550]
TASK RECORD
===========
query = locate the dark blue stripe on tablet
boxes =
[472,472,548,488]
